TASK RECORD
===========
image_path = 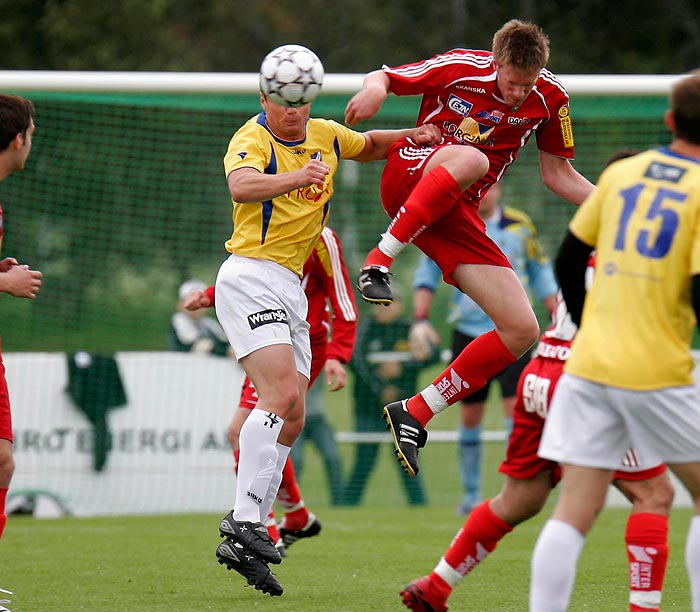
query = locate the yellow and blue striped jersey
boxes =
[223,113,367,277]
[566,147,700,389]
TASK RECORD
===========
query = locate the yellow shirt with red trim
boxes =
[223,113,367,277]
[566,147,700,389]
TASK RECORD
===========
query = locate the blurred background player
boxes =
[400,278,675,612]
[412,182,557,515]
[530,74,700,612]
[344,19,594,479]
[0,94,43,612]
[184,225,358,555]
[168,278,231,356]
[344,287,439,506]
[290,376,345,507]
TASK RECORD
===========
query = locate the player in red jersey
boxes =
[0,94,43,612]
[400,284,675,612]
[345,19,594,477]
[185,226,357,554]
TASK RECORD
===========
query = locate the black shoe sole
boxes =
[279,517,322,547]
[216,541,283,596]
[383,404,420,477]
[359,291,393,306]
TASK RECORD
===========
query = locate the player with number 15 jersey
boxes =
[564,148,700,389]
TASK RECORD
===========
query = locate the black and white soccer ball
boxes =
[259,44,324,108]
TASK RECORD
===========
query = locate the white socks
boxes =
[687,515,700,612]
[233,408,284,523]
[259,442,291,520]
[530,519,585,612]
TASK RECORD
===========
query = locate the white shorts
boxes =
[214,254,311,379]
[539,373,700,469]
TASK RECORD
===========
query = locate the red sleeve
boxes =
[534,71,575,159]
[317,228,358,364]
[205,285,215,306]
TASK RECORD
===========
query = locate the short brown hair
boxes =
[0,94,35,153]
[670,72,700,145]
[492,19,550,71]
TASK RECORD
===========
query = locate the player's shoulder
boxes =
[307,116,348,133]
[500,205,536,231]
[436,48,493,74]
[308,116,362,144]
[389,48,493,76]
[536,69,568,95]
[229,113,270,144]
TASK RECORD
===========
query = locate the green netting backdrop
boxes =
[0,89,674,512]
[0,90,670,352]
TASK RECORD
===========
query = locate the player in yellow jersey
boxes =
[530,73,700,612]
[213,54,441,597]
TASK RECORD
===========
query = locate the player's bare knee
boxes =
[268,387,302,419]
[451,148,489,189]
[512,316,540,357]
[615,473,675,514]
[0,451,14,487]
[279,413,305,445]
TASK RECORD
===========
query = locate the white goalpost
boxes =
[0,70,684,95]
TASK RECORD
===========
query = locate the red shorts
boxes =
[380,139,511,288]
[0,353,11,442]
[499,355,665,485]
[238,336,327,410]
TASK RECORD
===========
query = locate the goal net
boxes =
[1,72,688,514]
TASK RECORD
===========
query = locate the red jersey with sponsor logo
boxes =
[384,49,574,199]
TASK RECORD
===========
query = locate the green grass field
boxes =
[2,378,695,610]
[2,505,695,611]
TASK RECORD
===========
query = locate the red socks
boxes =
[276,457,309,531]
[443,501,513,577]
[363,246,393,270]
[627,512,669,612]
[363,165,463,269]
[0,487,7,539]
[408,330,517,426]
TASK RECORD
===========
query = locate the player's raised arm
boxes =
[352,124,441,163]
[344,70,391,126]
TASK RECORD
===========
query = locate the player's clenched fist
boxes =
[0,259,42,299]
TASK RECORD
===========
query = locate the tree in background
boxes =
[1,0,698,74]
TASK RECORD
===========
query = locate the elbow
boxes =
[228,186,245,202]
[541,168,560,194]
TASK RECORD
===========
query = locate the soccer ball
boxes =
[259,44,324,108]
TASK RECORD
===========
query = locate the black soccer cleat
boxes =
[216,539,283,597]
[278,512,322,548]
[219,512,282,565]
[357,266,393,305]
[383,400,428,477]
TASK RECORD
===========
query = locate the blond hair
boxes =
[492,19,550,71]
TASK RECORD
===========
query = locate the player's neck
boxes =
[669,139,700,161]
[0,158,11,182]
